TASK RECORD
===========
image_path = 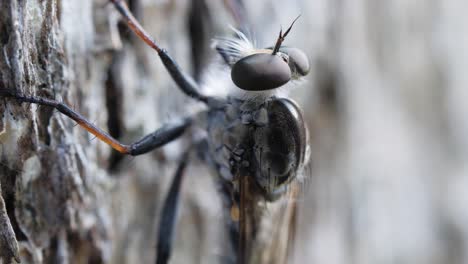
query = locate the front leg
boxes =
[1,90,192,156]
[109,0,213,104]
[129,118,191,156]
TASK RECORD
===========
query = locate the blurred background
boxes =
[0,0,467,263]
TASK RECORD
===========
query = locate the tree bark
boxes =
[0,0,223,263]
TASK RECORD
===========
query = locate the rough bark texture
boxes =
[0,0,467,264]
[0,0,223,263]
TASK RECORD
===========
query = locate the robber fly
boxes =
[0,1,310,263]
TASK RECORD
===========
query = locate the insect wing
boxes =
[250,181,300,264]
[237,172,301,264]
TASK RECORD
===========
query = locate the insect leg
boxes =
[1,91,191,156]
[156,150,190,264]
[128,118,191,156]
[109,0,213,104]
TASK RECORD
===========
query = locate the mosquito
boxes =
[0,1,310,263]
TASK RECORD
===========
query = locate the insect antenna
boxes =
[272,15,301,55]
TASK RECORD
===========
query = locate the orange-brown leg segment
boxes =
[1,91,191,156]
[109,0,212,104]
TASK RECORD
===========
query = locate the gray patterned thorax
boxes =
[205,96,308,200]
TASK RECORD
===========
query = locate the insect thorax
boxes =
[206,96,308,200]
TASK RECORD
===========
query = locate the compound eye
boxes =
[231,53,291,91]
[279,47,310,76]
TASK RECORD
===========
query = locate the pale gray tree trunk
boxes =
[1,0,468,264]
